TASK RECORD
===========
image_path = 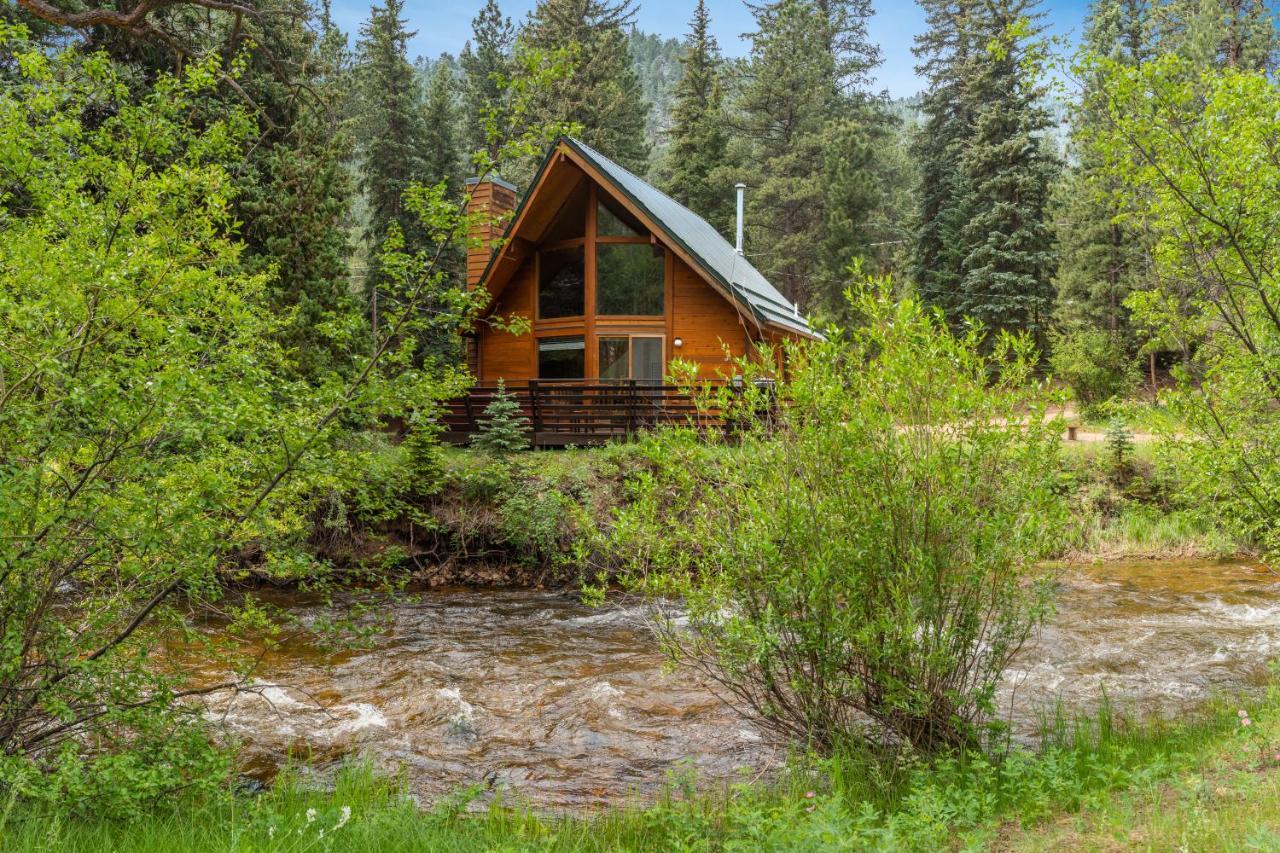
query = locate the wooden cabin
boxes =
[446,136,817,446]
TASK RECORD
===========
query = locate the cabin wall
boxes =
[671,257,751,380]
[478,259,535,380]
[475,255,761,383]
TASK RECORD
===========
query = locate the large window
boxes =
[596,243,665,316]
[538,336,585,379]
[538,246,584,318]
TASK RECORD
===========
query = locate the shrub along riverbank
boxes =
[292,428,1242,590]
[5,689,1277,851]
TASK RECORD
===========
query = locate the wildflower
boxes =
[805,806,815,814]
[804,791,815,799]
[1243,718,1253,727]
[268,826,275,839]
[1239,709,1249,718]
[306,807,317,824]
[334,806,352,831]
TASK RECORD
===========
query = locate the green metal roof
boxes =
[558,137,816,338]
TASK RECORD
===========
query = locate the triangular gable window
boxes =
[597,196,645,238]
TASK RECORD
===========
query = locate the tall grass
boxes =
[1079,505,1240,559]
[1,694,1266,852]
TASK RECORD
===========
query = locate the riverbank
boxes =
[300,436,1245,590]
[5,689,1276,851]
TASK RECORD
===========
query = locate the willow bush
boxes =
[0,29,486,814]
[618,284,1069,754]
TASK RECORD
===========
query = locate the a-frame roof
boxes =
[478,136,817,339]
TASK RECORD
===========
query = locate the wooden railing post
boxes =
[463,390,476,433]
[627,379,638,436]
[529,380,542,444]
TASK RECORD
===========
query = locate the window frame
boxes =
[530,182,673,379]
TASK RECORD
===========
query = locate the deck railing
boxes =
[440,379,734,447]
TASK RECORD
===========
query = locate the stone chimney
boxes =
[465,175,518,289]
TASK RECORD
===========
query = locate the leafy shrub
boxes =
[618,283,1069,754]
[1049,327,1139,414]
[471,380,530,453]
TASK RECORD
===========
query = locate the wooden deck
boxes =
[440,379,731,447]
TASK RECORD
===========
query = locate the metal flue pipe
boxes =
[734,183,746,255]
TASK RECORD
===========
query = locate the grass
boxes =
[5,691,1277,852]
[1076,504,1240,560]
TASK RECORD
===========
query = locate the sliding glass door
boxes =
[597,335,665,383]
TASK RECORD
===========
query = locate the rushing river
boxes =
[186,559,1278,808]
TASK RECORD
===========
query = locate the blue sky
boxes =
[328,0,1094,98]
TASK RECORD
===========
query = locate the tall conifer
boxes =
[735,0,885,311]
[1053,0,1151,337]
[355,0,430,329]
[460,0,516,164]
[955,0,1058,340]
[910,0,979,317]
[911,0,1058,340]
[657,0,731,232]
[521,0,652,172]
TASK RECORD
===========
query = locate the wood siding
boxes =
[671,256,750,379]
[468,163,789,384]
[478,258,535,380]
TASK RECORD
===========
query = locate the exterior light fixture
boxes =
[673,337,684,348]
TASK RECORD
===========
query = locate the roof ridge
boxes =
[566,136,725,236]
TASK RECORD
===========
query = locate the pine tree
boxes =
[355,0,431,329]
[472,380,531,452]
[422,57,462,192]
[955,0,1059,341]
[657,0,732,232]
[74,0,360,378]
[1150,0,1278,71]
[460,0,516,164]
[734,0,886,312]
[521,0,652,172]
[1052,0,1152,338]
[911,0,1058,340]
[911,0,981,318]
[235,0,358,378]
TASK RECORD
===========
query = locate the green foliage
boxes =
[1050,0,1151,344]
[0,34,307,806]
[355,0,431,301]
[521,0,651,174]
[1105,416,1134,481]
[471,380,530,454]
[1048,326,1139,414]
[734,0,890,312]
[460,0,516,165]
[617,283,1069,754]
[0,27,495,810]
[1088,54,1280,558]
[654,0,731,233]
[1,695,1265,850]
[912,0,1059,341]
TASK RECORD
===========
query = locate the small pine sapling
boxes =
[1105,416,1134,483]
[472,380,530,453]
